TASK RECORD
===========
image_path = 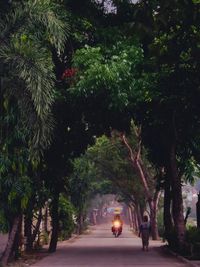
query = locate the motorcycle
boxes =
[112,220,122,237]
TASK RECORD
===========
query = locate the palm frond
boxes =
[15,85,54,151]
[0,41,54,119]
[0,40,55,150]
[0,0,70,53]
[26,0,69,52]
[0,0,69,151]
[0,6,26,39]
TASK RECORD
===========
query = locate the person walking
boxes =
[139,215,151,251]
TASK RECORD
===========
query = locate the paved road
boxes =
[30,224,191,267]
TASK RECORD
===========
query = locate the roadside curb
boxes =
[162,245,200,267]
[57,227,93,247]
[57,234,79,246]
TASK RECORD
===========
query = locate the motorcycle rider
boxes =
[111,214,123,235]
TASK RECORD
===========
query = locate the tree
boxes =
[0,1,69,264]
[0,91,33,265]
[69,157,99,234]
[120,129,161,240]
[0,0,68,151]
[86,129,161,239]
[132,0,200,248]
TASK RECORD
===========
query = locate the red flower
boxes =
[62,68,77,80]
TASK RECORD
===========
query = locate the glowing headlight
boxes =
[113,221,120,228]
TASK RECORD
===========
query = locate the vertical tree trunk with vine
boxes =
[32,209,42,247]
[170,143,185,249]
[0,215,21,267]
[24,212,33,252]
[24,197,35,252]
[164,164,174,245]
[197,193,200,228]
[49,193,59,253]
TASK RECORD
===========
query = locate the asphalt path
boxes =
[30,224,191,267]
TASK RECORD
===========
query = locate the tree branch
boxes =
[121,133,151,200]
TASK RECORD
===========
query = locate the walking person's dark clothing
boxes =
[139,215,151,251]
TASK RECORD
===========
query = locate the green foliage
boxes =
[58,194,75,240]
[0,209,9,233]
[0,0,69,237]
[86,133,145,206]
[1,0,200,254]
[0,97,32,223]
[71,41,153,110]
[0,0,69,151]
[26,0,69,52]
[70,15,94,45]
[0,0,68,52]
[157,209,164,237]
[186,226,200,243]
[183,160,200,184]
[69,157,98,212]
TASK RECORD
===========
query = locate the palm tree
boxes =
[0,1,69,265]
[0,0,69,151]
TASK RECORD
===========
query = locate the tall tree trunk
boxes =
[91,209,97,225]
[121,133,160,240]
[134,206,140,232]
[170,144,185,248]
[131,205,139,232]
[24,196,35,252]
[12,216,22,260]
[77,212,84,234]
[0,215,21,267]
[135,204,142,227]
[163,167,173,244]
[197,193,200,228]
[136,160,160,239]
[48,193,59,253]
[24,212,33,252]
[32,209,42,246]
[44,206,48,234]
[133,208,139,232]
[149,191,161,240]
[128,206,134,229]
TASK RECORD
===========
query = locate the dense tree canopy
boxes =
[1,0,200,265]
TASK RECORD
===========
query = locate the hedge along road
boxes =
[30,224,190,267]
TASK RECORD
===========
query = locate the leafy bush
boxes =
[186,226,200,243]
[58,195,76,240]
[157,209,164,237]
[0,209,9,233]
